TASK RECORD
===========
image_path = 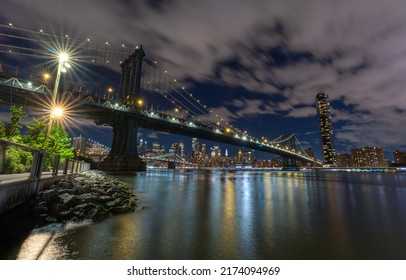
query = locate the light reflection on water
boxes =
[13,170,406,259]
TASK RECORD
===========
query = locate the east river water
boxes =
[3,170,406,259]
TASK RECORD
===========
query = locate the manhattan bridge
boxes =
[0,23,316,171]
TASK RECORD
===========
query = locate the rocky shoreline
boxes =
[34,171,137,226]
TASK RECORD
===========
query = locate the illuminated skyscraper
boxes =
[351,146,386,167]
[192,138,199,159]
[316,92,335,165]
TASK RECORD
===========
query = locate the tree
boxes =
[42,123,74,171]
[45,123,74,158]
[0,121,5,138]
[24,116,48,149]
[5,105,26,141]
[2,106,74,173]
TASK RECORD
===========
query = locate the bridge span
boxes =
[0,46,316,171]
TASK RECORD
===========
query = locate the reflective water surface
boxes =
[8,170,406,259]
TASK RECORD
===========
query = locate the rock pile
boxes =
[34,171,137,225]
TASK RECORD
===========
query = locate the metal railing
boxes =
[0,139,91,213]
[0,139,90,183]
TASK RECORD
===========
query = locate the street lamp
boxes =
[46,106,64,137]
[47,52,70,137]
[52,52,70,103]
[42,72,51,84]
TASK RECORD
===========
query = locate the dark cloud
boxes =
[2,0,406,155]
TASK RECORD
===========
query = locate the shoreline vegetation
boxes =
[0,171,137,238]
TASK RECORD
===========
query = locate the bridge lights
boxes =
[137,99,144,107]
[226,128,231,133]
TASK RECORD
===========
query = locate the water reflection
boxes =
[12,170,406,259]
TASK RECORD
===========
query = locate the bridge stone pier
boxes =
[99,117,146,171]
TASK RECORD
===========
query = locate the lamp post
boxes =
[46,107,64,137]
[52,52,69,103]
[47,52,69,137]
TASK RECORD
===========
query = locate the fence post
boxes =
[63,158,69,175]
[30,150,46,179]
[0,142,7,174]
[53,154,60,176]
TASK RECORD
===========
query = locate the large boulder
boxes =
[41,189,59,204]
[34,201,48,216]
[58,188,77,195]
[50,203,68,216]
[57,210,73,222]
[85,205,110,221]
[74,203,96,213]
[99,195,113,203]
[79,193,99,203]
[105,201,116,209]
[59,194,82,207]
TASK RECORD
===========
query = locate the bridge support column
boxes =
[99,117,146,171]
[168,162,176,169]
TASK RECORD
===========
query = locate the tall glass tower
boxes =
[316,92,335,165]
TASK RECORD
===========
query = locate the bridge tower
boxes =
[98,47,146,171]
[119,45,145,103]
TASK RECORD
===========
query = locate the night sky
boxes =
[1,0,406,160]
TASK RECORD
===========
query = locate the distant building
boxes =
[170,142,185,157]
[152,142,160,153]
[201,144,206,160]
[210,146,221,158]
[72,136,87,156]
[192,138,199,159]
[351,146,386,167]
[335,153,352,167]
[242,150,254,164]
[237,149,243,163]
[138,139,148,153]
[72,136,110,161]
[316,92,335,165]
[393,150,406,165]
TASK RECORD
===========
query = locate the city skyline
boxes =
[1,0,406,161]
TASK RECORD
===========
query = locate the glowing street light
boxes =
[52,107,64,118]
[43,72,51,84]
[52,51,70,103]
[46,106,64,137]
[137,99,144,106]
